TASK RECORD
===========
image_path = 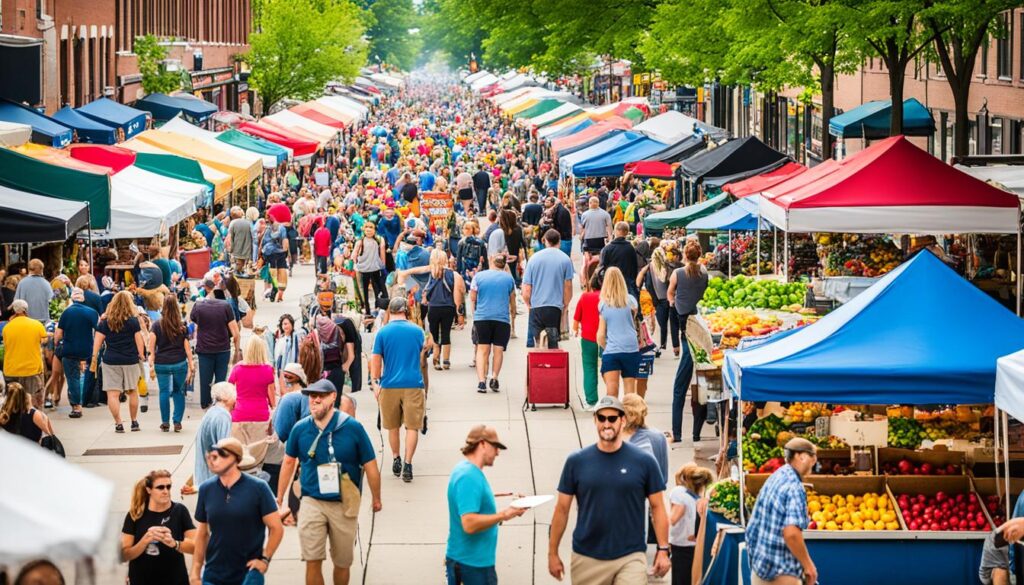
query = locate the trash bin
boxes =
[182,248,211,279]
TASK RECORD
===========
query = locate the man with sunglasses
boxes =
[191,437,284,585]
[746,437,818,585]
[276,379,381,585]
[549,396,671,583]
[445,425,526,584]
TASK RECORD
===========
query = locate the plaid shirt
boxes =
[746,464,809,581]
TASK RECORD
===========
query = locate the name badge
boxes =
[317,463,340,495]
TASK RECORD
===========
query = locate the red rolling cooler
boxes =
[526,350,569,411]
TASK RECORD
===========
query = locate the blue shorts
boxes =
[445,558,497,585]
[636,353,655,379]
[559,240,572,256]
[600,351,641,378]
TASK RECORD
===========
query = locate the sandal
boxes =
[443,360,451,370]
[433,358,442,371]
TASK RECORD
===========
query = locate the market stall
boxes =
[679,136,790,189]
[0,146,110,229]
[51,106,118,145]
[121,142,230,201]
[236,121,319,159]
[828,98,935,140]
[0,184,89,243]
[134,92,218,123]
[707,250,1024,585]
[216,129,290,167]
[570,133,669,177]
[133,129,261,190]
[0,99,72,147]
[75,97,148,141]
[642,193,731,234]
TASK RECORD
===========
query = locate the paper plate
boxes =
[511,494,554,509]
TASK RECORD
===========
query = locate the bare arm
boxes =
[146,330,157,369]
[364,460,383,512]
[461,506,525,534]
[596,316,607,349]
[636,265,649,289]
[453,273,466,308]
[229,320,241,351]
[255,512,284,570]
[562,279,572,311]
[121,531,156,562]
[135,331,146,363]
[649,492,672,577]
[522,284,532,308]
[276,455,299,506]
[548,492,573,581]
[783,525,816,580]
[90,332,106,372]
[190,522,209,582]
[343,342,356,371]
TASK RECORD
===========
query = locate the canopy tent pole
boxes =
[1003,410,1012,527]
[737,375,746,526]
[728,230,733,278]
[86,202,94,272]
[756,220,761,277]
[773,226,778,277]
[1016,215,1021,316]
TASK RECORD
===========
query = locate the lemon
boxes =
[864,520,875,530]
[886,522,900,531]
[825,521,838,531]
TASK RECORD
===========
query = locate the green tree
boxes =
[247,0,368,115]
[420,0,485,70]
[358,0,421,71]
[924,1,1019,157]
[134,34,182,95]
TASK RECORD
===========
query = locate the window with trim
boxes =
[979,35,989,78]
[997,12,1012,79]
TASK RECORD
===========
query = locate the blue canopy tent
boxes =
[687,195,767,231]
[134,93,217,123]
[724,250,1024,405]
[828,98,936,139]
[555,128,628,158]
[51,106,117,145]
[76,98,147,140]
[559,131,646,176]
[544,117,594,141]
[571,135,668,177]
[0,100,72,147]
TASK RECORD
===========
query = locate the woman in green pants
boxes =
[572,262,603,408]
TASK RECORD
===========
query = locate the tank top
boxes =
[672,266,708,316]
[355,236,385,272]
[425,270,456,308]
[2,408,43,443]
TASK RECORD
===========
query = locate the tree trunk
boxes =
[887,63,906,136]
[819,64,835,160]
[951,82,971,158]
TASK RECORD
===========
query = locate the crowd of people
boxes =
[0,76,846,585]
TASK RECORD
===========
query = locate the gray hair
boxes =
[211,382,237,404]
[245,207,259,222]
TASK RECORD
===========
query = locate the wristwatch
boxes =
[656,546,671,557]
[259,555,272,565]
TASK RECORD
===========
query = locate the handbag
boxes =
[41,434,65,457]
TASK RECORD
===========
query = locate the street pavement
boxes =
[54,241,716,584]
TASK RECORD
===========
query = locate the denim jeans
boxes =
[655,298,681,349]
[445,558,497,585]
[197,351,230,408]
[672,313,694,441]
[61,357,93,406]
[559,239,572,256]
[155,360,189,424]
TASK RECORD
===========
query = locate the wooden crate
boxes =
[877,447,966,475]
[885,475,992,533]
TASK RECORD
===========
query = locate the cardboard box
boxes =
[877,447,966,475]
[969,477,1024,527]
[885,475,992,532]
[829,415,888,447]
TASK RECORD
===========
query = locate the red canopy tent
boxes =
[68,144,137,173]
[760,136,1020,233]
[290,103,346,129]
[723,162,807,198]
[550,117,633,154]
[237,121,318,157]
[623,160,674,179]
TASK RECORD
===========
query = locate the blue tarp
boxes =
[134,93,217,123]
[51,106,117,145]
[829,98,935,139]
[559,131,645,176]
[0,100,72,148]
[571,136,668,177]
[76,98,147,140]
[724,250,1024,404]
[545,117,594,141]
[687,195,767,231]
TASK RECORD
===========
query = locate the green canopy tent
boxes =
[642,193,730,232]
[132,152,215,204]
[0,147,110,229]
[621,106,646,124]
[217,129,289,166]
[514,99,564,120]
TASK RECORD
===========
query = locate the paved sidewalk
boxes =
[53,247,715,584]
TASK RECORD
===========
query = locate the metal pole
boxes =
[783,232,790,282]
[86,203,94,271]
[756,219,761,277]
[1016,214,1021,316]
[737,373,746,526]
[773,226,778,276]
[728,230,733,278]
[1003,410,1012,526]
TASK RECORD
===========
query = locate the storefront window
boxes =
[991,117,1003,154]
[997,12,1013,79]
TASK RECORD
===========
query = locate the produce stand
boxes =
[702,251,1024,585]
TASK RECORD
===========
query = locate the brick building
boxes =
[0,0,252,115]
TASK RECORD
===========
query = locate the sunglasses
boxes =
[151,484,172,491]
[208,448,233,459]
[596,414,621,423]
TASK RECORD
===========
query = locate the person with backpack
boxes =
[455,220,487,286]
[311,312,355,407]
[352,222,388,316]
[260,217,289,303]
[423,249,465,371]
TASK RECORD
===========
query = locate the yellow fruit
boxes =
[871,510,881,522]
[886,522,900,531]
[851,512,863,524]
[864,520,875,530]
[825,521,838,531]
[823,511,834,522]
[808,501,821,513]
[842,521,854,531]
[881,511,896,523]
[812,511,825,523]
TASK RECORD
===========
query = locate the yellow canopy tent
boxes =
[120,138,233,200]
[134,130,259,190]
[502,98,540,117]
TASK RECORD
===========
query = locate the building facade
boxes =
[0,0,251,114]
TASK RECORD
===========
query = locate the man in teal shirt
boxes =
[445,425,525,584]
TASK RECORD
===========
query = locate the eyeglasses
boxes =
[208,448,231,459]
[152,484,172,491]
[596,414,621,423]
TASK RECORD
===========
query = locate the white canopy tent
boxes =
[996,350,1024,424]
[100,165,200,238]
[0,432,114,564]
[470,73,499,91]
[318,95,369,121]
[633,110,704,144]
[161,116,275,169]
[956,165,1024,199]
[491,87,538,105]
[0,120,31,147]
[463,70,491,85]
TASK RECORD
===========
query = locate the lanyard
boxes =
[307,411,339,462]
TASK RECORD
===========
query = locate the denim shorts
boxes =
[600,351,641,377]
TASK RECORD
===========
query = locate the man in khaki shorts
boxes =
[370,297,427,483]
[276,379,381,585]
[548,396,671,584]
[1,299,48,407]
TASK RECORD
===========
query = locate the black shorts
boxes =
[473,320,511,349]
[458,188,474,200]
[584,238,606,253]
[267,252,288,269]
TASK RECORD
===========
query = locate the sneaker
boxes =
[392,456,402,477]
[489,378,500,392]
[69,410,82,419]
[477,382,487,394]
[174,423,182,433]
[131,421,140,432]
[43,399,54,409]
[160,423,170,432]
[140,404,148,414]
[401,463,413,483]
[114,423,125,433]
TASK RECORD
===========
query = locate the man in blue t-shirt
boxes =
[548,396,671,583]
[470,256,516,394]
[55,288,99,416]
[522,229,574,349]
[192,437,284,585]
[276,380,381,585]
[446,425,525,584]
[371,297,427,483]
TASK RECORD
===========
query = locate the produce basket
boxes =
[886,475,993,533]
[803,476,901,532]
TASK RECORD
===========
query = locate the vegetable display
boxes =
[887,417,925,449]
[701,275,807,311]
[708,479,741,523]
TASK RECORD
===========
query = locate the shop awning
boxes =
[120,139,229,200]
[723,162,807,198]
[0,100,72,147]
[290,102,348,128]
[75,98,147,140]
[236,121,318,159]
[51,107,117,145]
[760,136,1020,233]
[725,250,1024,404]
[514,99,564,120]
[624,160,675,179]
[687,195,767,231]
[134,129,259,189]
[643,134,709,164]
[217,129,289,166]
[305,100,359,125]
[68,144,136,173]
[261,110,338,144]
[131,152,216,201]
[161,116,274,169]
[537,113,591,140]
[0,121,31,147]
[503,98,540,116]
[643,193,730,231]
[829,98,935,139]
[571,135,669,177]
[13,143,112,174]
[0,184,89,243]
[679,136,789,187]
[0,146,110,228]
[134,92,218,123]
[955,165,1024,199]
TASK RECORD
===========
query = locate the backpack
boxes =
[461,237,486,271]
[424,270,455,307]
[315,320,347,367]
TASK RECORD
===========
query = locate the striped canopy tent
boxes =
[120,134,235,200]
[134,129,261,188]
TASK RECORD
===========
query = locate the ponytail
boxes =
[129,470,171,521]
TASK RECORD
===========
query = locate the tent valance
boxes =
[0,147,110,228]
[725,251,1024,404]
[217,129,289,166]
[76,98,147,140]
[643,193,730,231]
[829,98,935,139]
[0,99,72,148]
[687,196,767,231]
[723,162,806,198]
[0,121,31,147]
[135,92,218,123]
[624,160,675,179]
[0,184,89,243]
[134,129,259,189]
[121,140,229,200]
[51,106,117,145]
[132,152,215,201]
[237,121,318,159]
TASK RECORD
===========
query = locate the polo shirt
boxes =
[194,474,277,585]
[56,303,99,360]
[272,391,310,444]
[2,315,47,376]
[285,412,376,500]
[372,320,424,389]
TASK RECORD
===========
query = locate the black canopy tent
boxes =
[0,184,89,243]
[678,136,789,185]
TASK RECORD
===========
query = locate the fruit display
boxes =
[782,402,832,426]
[787,236,819,278]
[743,415,787,470]
[887,417,925,449]
[708,479,741,523]
[803,434,848,450]
[807,490,901,531]
[704,308,782,338]
[701,275,807,311]
[880,459,961,476]
[707,234,774,276]
[984,494,1007,527]
[895,492,990,531]
[820,234,902,277]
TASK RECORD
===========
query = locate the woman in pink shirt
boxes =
[228,337,276,468]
